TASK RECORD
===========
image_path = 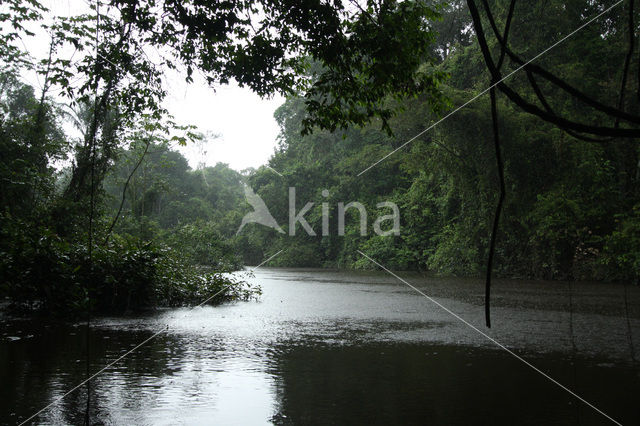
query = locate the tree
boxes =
[466,0,640,326]
[0,71,66,216]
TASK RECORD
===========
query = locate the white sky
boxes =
[15,0,284,172]
[164,72,284,171]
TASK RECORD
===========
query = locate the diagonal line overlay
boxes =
[357,250,622,426]
[357,0,623,176]
[18,251,284,425]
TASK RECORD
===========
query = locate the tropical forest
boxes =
[1,0,639,424]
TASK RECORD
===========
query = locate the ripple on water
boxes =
[2,268,639,425]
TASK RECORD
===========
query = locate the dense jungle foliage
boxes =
[237,0,640,282]
[1,0,639,315]
[0,71,259,314]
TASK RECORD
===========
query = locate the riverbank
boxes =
[3,268,639,424]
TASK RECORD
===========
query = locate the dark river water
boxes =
[2,268,640,425]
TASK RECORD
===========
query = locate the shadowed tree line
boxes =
[0,0,446,314]
[238,0,640,297]
[1,0,639,320]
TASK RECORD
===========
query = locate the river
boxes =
[2,268,639,425]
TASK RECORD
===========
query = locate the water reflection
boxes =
[268,342,640,425]
[1,268,639,424]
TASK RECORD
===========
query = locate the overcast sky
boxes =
[18,0,285,172]
[164,71,284,172]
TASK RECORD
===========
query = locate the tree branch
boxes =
[103,140,150,245]
[467,0,640,138]
[473,0,640,128]
[526,70,615,143]
[616,0,635,128]
[485,86,505,328]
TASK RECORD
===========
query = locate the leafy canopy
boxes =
[1,0,448,135]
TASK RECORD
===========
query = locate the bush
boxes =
[154,246,260,306]
[427,224,481,276]
[0,213,259,316]
[602,205,640,282]
[161,220,242,271]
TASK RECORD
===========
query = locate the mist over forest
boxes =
[2,2,640,423]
